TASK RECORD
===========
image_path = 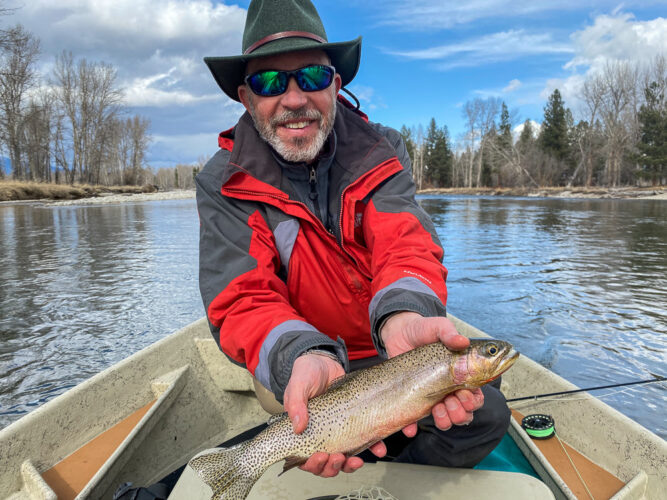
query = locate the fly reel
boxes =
[521,414,556,439]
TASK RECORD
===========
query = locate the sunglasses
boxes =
[244,64,336,97]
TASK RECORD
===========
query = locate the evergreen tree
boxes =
[483,126,497,186]
[636,82,667,185]
[424,118,452,187]
[539,89,570,161]
[498,102,512,151]
[399,124,416,166]
[517,119,535,154]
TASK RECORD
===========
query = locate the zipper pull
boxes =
[309,166,317,201]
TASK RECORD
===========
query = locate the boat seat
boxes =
[169,451,555,500]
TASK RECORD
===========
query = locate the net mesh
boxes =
[334,486,399,500]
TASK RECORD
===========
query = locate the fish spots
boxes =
[189,339,518,499]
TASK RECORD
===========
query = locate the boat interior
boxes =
[0,316,664,500]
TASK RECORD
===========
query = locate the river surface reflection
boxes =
[0,196,665,438]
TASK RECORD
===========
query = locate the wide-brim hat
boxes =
[204,0,361,102]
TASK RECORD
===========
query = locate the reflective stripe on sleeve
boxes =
[255,319,319,390]
[368,276,439,321]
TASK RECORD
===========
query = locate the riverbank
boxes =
[47,189,195,205]
[2,181,666,204]
[418,186,667,200]
[0,181,157,203]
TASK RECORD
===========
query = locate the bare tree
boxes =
[462,99,481,187]
[411,124,425,190]
[52,51,123,184]
[0,25,39,180]
[474,98,501,187]
[460,97,502,187]
[22,89,55,182]
[125,115,151,185]
[589,61,640,186]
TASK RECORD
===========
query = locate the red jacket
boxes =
[197,98,448,401]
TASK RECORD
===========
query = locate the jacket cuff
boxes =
[370,290,446,358]
[268,330,348,403]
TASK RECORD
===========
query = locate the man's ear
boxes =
[238,85,251,111]
[334,73,342,94]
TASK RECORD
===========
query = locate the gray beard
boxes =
[247,90,337,163]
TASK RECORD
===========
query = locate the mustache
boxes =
[270,108,322,127]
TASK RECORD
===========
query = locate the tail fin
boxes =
[188,444,266,500]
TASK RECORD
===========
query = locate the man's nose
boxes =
[280,76,308,109]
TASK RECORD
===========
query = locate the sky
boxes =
[5,0,666,167]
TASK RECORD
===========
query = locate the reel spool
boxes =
[521,414,556,439]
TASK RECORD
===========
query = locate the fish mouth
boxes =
[498,349,519,373]
[483,348,519,384]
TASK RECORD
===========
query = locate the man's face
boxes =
[238,49,342,163]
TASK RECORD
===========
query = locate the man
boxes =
[197,0,510,478]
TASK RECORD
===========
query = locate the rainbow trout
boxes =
[189,338,518,500]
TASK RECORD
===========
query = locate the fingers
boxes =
[369,440,387,458]
[383,314,471,358]
[432,402,454,430]
[299,453,364,477]
[401,422,418,438]
[432,390,484,430]
[342,456,364,473]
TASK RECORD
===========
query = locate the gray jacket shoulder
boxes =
[367,121,412,176]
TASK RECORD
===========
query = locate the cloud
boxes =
[388,30,573,69]
[123,67,222,107]
[544,12,666,113]
[8,0,247,165]
[565,13,666,70]
[347,84,386,111]
[503,79,522,92]
[374,0,643,30]
[14,0,246,57]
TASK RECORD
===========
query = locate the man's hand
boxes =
[283,352,387,477]
[380,312,485,434]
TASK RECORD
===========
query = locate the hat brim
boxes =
[204,36,361,102]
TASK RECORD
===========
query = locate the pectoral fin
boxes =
[424,385,463,400]
[345,440,381,457]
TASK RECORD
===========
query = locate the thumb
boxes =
[435,318,469,350]
[284,385,309,434]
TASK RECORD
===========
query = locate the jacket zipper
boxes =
[337,159,402,260]
[223,186,336,242]
[224,159,400,266]
[308,165,324,224]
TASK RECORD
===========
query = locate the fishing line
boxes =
[507,376,665,402]
[521,414,595,499]
[511,385,648,408]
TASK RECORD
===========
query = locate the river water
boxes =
[0,196,665,438]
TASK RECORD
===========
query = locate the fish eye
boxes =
[486,343,499,356]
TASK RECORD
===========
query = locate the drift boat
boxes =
[0,315,664,499]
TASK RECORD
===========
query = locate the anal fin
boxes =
[281,455,308,475]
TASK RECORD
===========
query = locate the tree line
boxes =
[0,23,152,186]
[401,55,666,189]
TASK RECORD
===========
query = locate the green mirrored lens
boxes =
[247,65,334,96]
[297,65,333,91]
[249,70,286,96]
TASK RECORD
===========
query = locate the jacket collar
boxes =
[221,98,396,193]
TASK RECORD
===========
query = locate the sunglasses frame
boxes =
[244,64,336,97]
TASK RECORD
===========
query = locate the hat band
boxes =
[244,31,327,55]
